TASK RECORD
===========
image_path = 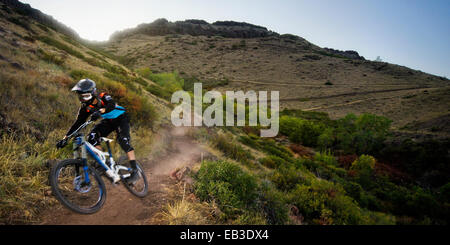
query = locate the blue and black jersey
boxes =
[66,92,126,136]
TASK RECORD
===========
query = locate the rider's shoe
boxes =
[126,168,139,185]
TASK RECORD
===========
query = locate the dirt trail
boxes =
[39,127,208,225]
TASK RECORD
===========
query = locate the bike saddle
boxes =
[100,137,114,143]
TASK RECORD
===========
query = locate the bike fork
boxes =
[80,137,91,184]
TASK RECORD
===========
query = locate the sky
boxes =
[21,0,450,78]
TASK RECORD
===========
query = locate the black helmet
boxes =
[72,78,96,94]
[72,79,97,102]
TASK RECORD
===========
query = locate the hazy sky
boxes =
[21,0,450,78]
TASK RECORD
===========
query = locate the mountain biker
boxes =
[56,78,138,182]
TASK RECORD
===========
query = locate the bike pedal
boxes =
[105,175,120,185]
[106,178,120,186]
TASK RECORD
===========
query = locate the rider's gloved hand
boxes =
[56,139,67,149]
[91,111,102,121]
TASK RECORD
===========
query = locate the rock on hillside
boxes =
[324,48,365,60]
[110,18,279,41]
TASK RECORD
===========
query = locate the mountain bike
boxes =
[49,120,148,214]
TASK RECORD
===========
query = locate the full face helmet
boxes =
[71,79,97,102]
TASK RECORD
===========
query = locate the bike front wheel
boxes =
[50,159,107,214]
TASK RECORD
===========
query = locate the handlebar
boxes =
[66,120,94,140]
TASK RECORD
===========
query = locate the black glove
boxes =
[91,111,102,121]
[56,139,68,149]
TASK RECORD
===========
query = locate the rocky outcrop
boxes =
[324,48,365,60]
[110,18,278,41]
[109,19,366,60]
[0,0,79,39]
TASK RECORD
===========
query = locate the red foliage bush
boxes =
[347,170,357,178]
[289,144,314,158]
[375,162,412,183]
[337,154,358,169]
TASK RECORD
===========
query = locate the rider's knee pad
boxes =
[118,136,134,153]
[87,132,100,146]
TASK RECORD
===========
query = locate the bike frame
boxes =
[69,121,131,183]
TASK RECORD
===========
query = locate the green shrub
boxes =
[342,181,364,204]
[259,182,289,225]
[194,161,258,217]
[258,138,293,160]
[136,68,184,100]
[353,114,391,153]
[135,67,152,78]
[408,188,441,219]
[341,181,381,210]
[259,155,289,169]
[288,179,373,225]
[145,84,172,100]
[215,134,254,166]
[350,155,376,189]
[351,155,376,172]
[271,164,305,191]
[283,113,393,155]
[334,113,391,154]
[280,116,324,147]
[259,156,276,169]
[314,151,338,166]
[239,135,259,149]
[233,211,267,225]
[137,69,184,92]
[317,127,335,150]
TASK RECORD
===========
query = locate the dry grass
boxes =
[154,181,218,225]
[0,131,68,224]
[160,200,209,225]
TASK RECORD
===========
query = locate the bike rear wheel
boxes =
[118,157,148,198]
[50,159,106,214]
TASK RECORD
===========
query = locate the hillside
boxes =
[102,18,450,135]
[0,0,449,226]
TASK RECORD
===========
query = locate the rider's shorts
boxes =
[87,113,134,153]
